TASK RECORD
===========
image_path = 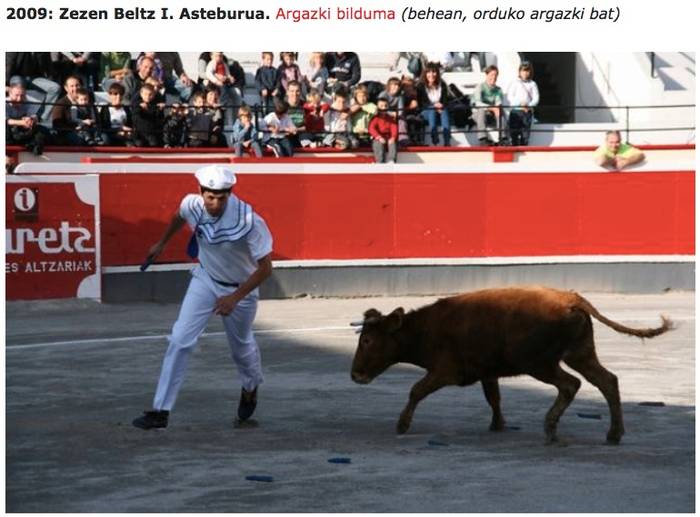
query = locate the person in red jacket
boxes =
[369,95,399,163]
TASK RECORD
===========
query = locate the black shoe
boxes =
[238,387,258,421]
[133,410,169,430]
[479,137,495,146]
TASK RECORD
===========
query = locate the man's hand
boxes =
[147,241,166,261]
[214,294,238,316]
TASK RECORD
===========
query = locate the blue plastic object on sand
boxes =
[246,475,274,482]
[328,457,352,464]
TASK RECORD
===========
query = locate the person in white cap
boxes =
[133,165,273,430]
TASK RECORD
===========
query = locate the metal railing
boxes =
[6,99,696,148]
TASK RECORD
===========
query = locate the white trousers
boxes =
[153,266,263,411]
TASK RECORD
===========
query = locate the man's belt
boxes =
[211,277,240,288]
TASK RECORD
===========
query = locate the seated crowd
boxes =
[7,51,618,165]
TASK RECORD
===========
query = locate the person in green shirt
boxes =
[99,52,132,92]
[472,65,504,145]
[594,130,645,170]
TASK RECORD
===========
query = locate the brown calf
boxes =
[350,286,672,444]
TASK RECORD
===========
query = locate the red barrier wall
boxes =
[99,170,694,266]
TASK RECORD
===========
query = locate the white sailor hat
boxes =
[194,165,237,190]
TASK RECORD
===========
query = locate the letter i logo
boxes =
[13,187,39,221]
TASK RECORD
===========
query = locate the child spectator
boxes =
[322,88,356,149]
[6,77,49,155]
[255,52,278,114]
[163,103,189,148]
[132,83,163,147]
[263,98,296,157]
[187,91,214,148]
[303,52,329,98]
[349,84,378,146]
[98,82,133,146]
[369,96,399,163]
[400,76,425,145]
[381,77,409,146]
[505,61,539,146]
[231,105,263,157]
[71,88,100,145]
[472,65,504,146]
[301,88,330,147]
[276,52,303,99]
[205,87,225,147]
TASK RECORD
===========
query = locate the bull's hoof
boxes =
[544,432,559,444]
[606,434,622,445]
[606,426,624,444]
[396,419,411,434]
[489,417,506,431]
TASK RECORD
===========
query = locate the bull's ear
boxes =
[386,307,405,332]
[364,308,382,320]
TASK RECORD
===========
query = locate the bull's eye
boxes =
[360,337,370,348]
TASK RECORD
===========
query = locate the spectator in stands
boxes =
[71,88,101,145]
[472,65,504,146]
[56,52,99,90]
[187,91,208,147]
[255,52,278,114]
[303,52,329,99]
[276,52,303,100]
[369,96,399,163]
[284,80,306,148]
[323,88,356,149]
[231,105,263,157]
[136,53,164,83]
[198,52,245,95]
[98,82,133,146]
[379,77,409,146]
[6,155,18,174]
[205,52,243,123]
[163,103,189,148]
[124,56,164,104]
[301,87,330,148]
[205,87,225,147]
[6,52,62,124]
[325,52,361,94]
[132,83,164,147]
[51,75,84,145]
[400,76,425,145]
[263,98,296,157]
[417,62,451,146]
[6,77,49,155]
[349,84,377,146]
[505,62,539,146]
[99,52,132,92]
[594,130,645,170]
[154,52,194,103]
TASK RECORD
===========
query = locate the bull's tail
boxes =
[574,294,673,338]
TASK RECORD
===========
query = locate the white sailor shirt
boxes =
[179,193,273,286]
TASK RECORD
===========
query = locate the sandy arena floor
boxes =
[4,290,695,512]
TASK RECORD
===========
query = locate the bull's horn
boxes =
[349,321,364,327]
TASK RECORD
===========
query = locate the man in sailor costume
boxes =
[133,165,273,430]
